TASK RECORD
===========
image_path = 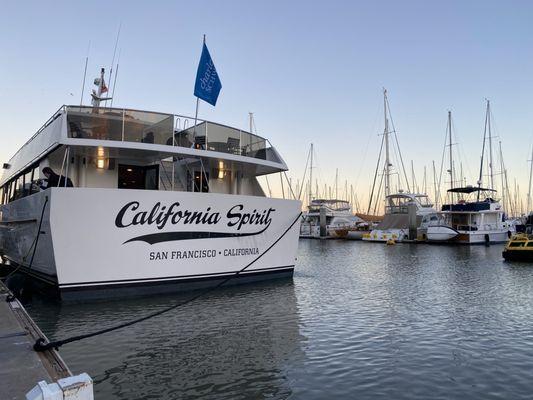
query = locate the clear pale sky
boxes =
[2,1,533,211]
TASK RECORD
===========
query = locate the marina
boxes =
[20,240,533,399]
[4,2,533,399]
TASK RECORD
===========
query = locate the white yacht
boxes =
[0,73,301,300]
[363,192,436,242]
[299,199,356,239]
[423,187,513,244]
[423,102,514,244]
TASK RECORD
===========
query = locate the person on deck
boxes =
[39,167,73,189]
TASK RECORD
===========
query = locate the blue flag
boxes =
[194,43,222,106]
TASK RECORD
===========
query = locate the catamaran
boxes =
[0,69,301,299]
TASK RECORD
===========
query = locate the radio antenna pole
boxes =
[79,41,90,106]
[106,23,122,107]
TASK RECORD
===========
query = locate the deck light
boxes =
[218,161,224,179]
[97,158,105,169]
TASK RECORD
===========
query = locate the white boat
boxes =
[423,187,513,244]
[362,89,436,243]
[299,199,356,238]
[363,192,436,242]
[0,70,301,300]
[423,102,514,244]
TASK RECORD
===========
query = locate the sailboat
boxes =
[424,102,514,244]
[363,89,436,243]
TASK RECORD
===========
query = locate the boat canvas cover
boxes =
[375,214,423,230]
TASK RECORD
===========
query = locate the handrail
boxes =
[65,104,270,142]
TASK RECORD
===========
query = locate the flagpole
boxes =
[193,34,206,143]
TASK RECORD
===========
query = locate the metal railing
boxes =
[65,105,281,163]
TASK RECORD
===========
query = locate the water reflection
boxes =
[28,281,304,400]
[26,240,533,399]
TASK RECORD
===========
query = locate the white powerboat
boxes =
[423,187,513,244]
[299,199,356,239]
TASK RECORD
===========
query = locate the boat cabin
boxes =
[0,105,288,204]
[385,193,434,215]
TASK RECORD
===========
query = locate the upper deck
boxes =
[0,105,287,186]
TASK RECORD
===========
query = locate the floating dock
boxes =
[0,280,72,399]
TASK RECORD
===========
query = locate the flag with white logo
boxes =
[194,43,222,106]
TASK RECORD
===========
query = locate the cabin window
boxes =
[526,242,533,247]
[118,164,159,190]
[509,242,525,248]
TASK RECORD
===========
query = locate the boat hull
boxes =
[426,226,510,244]
[0,188,301,299]
[426,226,460,242]
[502,249,533,262]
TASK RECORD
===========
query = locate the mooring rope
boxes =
[34,211,302,352]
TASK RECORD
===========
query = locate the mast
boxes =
[90,67,112,108]
[499,141,507,214]
[448,111,454,204]
[411,160,416,193]
[432,160,438,209]
[384,88,391,198]
[487,100,495,191]
[335,168,338,199]
[477,101,490,201]
[308,143,314,207]
[524,142,533,213]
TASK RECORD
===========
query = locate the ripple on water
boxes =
[26,240,533,399]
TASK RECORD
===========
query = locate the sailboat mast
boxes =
[384,88,391,198]
[432,160,439,209]
[448,111,454,204]
[487,100,495,191]
[526,147,533,213]
[335,168,338,199]
[477,101,490,201]
[308,143,313,207]
[499,141,507,213]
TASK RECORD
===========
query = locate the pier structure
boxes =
[0,281,93,399]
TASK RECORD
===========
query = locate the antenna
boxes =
[110,49,121,108]
[106,23,122,107]
[79,41,91,106]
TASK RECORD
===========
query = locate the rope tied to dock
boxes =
[33,211,302,352]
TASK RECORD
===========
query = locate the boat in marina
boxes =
[423,187,513,244]
[299,199,357,238]
[363,192,436,242]
[362,89,436,243]
[0,69,301,300]
[503,214,533,261]
[423,102,514,244]
[331,213,382,240]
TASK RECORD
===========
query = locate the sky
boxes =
[2,1,533,211]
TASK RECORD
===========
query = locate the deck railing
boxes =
[65,105,281,163]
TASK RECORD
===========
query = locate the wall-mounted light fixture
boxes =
[218,161,224,179]
[96,146,106,169]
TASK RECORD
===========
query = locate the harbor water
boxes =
[26,240,533,399]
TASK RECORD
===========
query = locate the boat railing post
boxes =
[121,109,125,141]
[205,121,208,150]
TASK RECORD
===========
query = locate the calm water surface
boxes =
[27,241,533,399]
